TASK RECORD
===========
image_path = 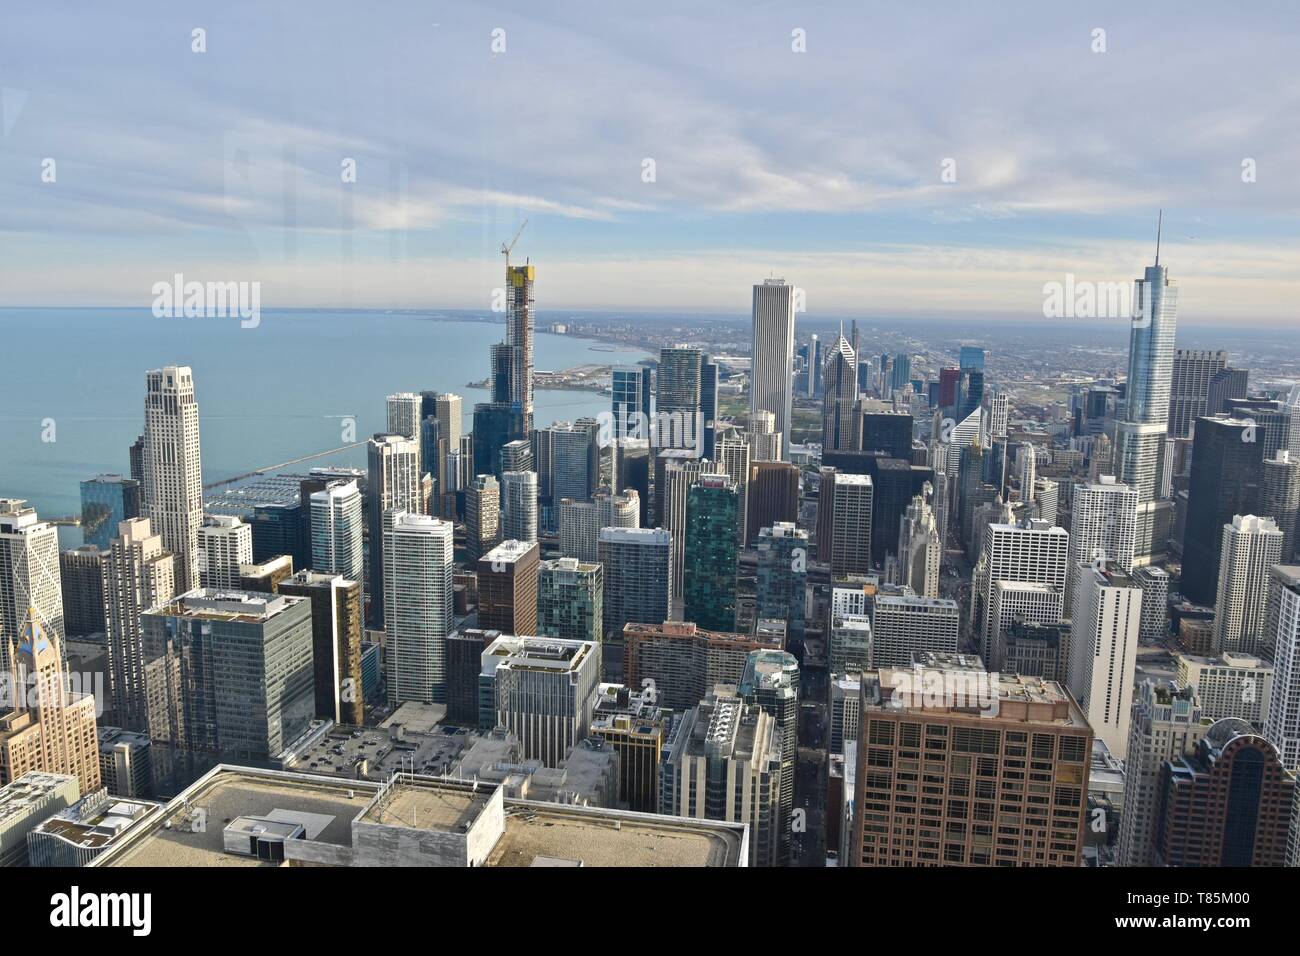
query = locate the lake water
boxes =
[0,308,649,534]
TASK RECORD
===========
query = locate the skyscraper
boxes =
[825,473,873,577]
[1182,416,1264,605]
[485,634,601,768]
[1264,565,1300,771]
[850,662,1091,867]
[1153,719,1294,867]
[1112,241,1177,563]
[385,391,422,445]
[973,519,1070,667]
[434,393,463,516]
[739,648,799,865]
[505,263,536,429]
[659,684,784,867]
[682,474,739,632]
[1067,567,1141,759]
[59,546,105,638]
[898,491,942,597]
[656,346,703,451]
[384,512,454,706]
[500,470,539,544]
[750,278,796,446]
[661,456,710,602]
[822,331,858,452]
[0,610,102,794]
[477,539,539,636]
[309,480,364,582]
[0,501,64,673]
[1118,680,1211,867]
[279,570,364,726]
[745,460,800,545]
[537,557,603,645]
[611,364,653,440]
[104,518,175,730]
[1168,349,1229,439]
[1066,476,1138,602]
[755,523,808,646]
[1212,515,1283,655]
[599,527,672,680]
[198,515,253,590]
[142,366,203,593]
[79,475,141,551]
[557,489,638,564]
[464,475,500,563]
[1261,451,1300,562]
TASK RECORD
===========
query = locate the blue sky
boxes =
[1,0,1298,323]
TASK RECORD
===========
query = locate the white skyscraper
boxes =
[384,511,454,706]
[198,514,253,590]
[1213,515,1284,655]
[558,489,639,564]
[974,518,1069,667]
[0,500,63,671]
[501,470,539,544]
[1067,567,1142,760]
[1264,565,1300,771]
[310,480,364,582]
[434,393,463,515]
[1067,476,1139,613]
[750,278,796,447]
[898,491,941,598]
[104,517,175,730]
[143,365,203,592]
[366,433,423,628]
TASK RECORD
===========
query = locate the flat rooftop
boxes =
[103,771,373,867]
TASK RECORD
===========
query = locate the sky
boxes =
[1,0,1299,324]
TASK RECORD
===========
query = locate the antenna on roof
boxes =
[1154,209,1163,267]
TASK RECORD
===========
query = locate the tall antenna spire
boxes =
[1154,209,1163,267]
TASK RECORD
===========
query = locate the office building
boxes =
[238,555,294,594]
[589,684,669,813]
[1154,718,1294,866]
[558,489,638,564]
[97,727,153,799]
[1068,568,1142,759]
[1264,565,1300,771]
[484,634,601,768]
[1117,680,1211,866]
[141,590,314,779]
[973,518,1069,667]
[1132,565,1170,643]
[850,663,1091,866]
[1168,349,1229,439]
[1213,515,1283,655]
[746,462,799,545]
[823,473,873,577]
[599,528,672,681]
[656,346,703,451]
[279,571,364,726]
[478,539,539,636]
[1067,477,1138,599]
[500,470,538,544]
[622,620,782,712]
[59,546,106,638]
[755,523,808,647]
[1176,652,1272,725]
[682,474,739,631]
[659,684,783,866]
[739,649,799,864]
[822,331,858,451]
[142,366,204,592]
[537,557,603,645]
[0,501,64,672]
[750,278,796,446]
[103,518,175,730]
[611,364,653,440]
[871,595,960,667]
[0,610,102,795]
[1261,451,1300,561]
[383,513,454,706]
[898,491,941,598]
[1182,417,1264,604]
[829,614,872,674]
[464,475,500,563]
[0,772,81,867]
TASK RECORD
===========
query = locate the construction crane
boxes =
[500,219,528,267]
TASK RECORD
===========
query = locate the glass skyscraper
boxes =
[80,474,141,549]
